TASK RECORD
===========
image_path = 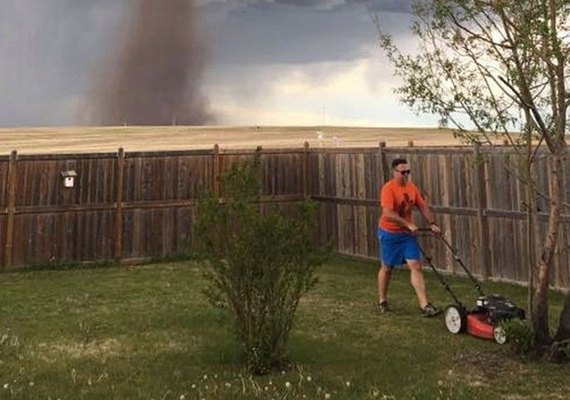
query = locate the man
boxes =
[377,158,441,317]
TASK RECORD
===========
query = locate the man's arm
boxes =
[417,203,441,234]
[382,207,417,232]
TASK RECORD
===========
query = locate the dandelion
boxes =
[285,382,292,389]
[29,382,35,387]
[180,395,186,400]
[281,371,286,375]
[437,380,443,386]
[325,393,331,399]
[203,374,208,380]
[3,383,8,389]
[225,382,231,388]
[191,384,196,389]
[346,381,351,388]
[269,380,273,386]
[307,376,312,382]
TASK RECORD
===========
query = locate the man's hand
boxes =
[429,222,441,235]
[406,223,419,233]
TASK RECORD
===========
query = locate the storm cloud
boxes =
[203,0,414,14]
[0,0,125,126]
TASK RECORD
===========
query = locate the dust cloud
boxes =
[90,0,212,126]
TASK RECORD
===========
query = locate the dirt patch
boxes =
[448,350,531,389]
[36,338,123,361]
[34,335,199,362]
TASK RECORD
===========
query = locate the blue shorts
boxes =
[377,228,421,267]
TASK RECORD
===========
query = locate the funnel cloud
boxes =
[90,0,212,126]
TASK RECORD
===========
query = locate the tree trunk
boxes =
[532,152,564,346]
[532,258,552,345]
[554,293,570,342]
[548,293,570,362]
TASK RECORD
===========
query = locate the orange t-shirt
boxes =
[378,179,426,232]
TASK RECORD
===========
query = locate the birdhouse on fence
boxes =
[60,170,77,188]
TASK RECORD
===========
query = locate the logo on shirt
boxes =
[396,192,414,219]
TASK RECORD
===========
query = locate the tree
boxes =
[192,149,326,374]
[378,0,570,357]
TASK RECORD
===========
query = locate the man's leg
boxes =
[406,260,428,309]
[377,264,392,304]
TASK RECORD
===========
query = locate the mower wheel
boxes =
[493,325,507,344]
[444,305,467,334]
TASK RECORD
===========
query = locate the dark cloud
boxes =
[348,0,414,14]
[241,0,414,14]
[0,0,126,126]
[210,5,375,65]
[203,0,413,67]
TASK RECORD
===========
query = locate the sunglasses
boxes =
[396,169,411,175]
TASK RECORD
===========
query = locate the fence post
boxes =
[114,148,125,261]
[3,150,17,269]
[474,145,491,279]
[554,149,566,288]
[408,140,414,147]
[441,153,455,273]
[213,144,220,200]
[379,141,388,182]
[303,141,310,199]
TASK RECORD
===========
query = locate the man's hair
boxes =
[391,158,408,169]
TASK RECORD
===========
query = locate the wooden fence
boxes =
[1,143,569,289]
[308,144,570,289]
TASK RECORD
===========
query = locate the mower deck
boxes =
[466,312,494,340]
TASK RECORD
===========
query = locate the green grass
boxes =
[0,258,568,399]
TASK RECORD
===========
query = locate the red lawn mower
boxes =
[418,231,526,344]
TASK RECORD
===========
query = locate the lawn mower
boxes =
[418,230,526,344]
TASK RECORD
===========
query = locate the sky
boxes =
[0,0,439,128]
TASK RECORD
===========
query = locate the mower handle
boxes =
[416,242,464,308]
[417,227,485,298]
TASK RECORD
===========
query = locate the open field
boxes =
[0,126,468,154]
[1,258,568,399]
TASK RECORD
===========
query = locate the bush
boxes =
[192,148,327,374]
[501,318,534,354]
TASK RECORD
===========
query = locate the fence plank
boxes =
[474,145,491,278]
[213,144,220,200]
[115,148,125,260]
[3,150,17,268]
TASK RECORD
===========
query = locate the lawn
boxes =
[0,258,568,399]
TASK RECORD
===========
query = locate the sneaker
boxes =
[420,303,441,317]
[377,301,391,314]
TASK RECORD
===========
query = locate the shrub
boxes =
[501,318,534,355]
[192,148,327,374]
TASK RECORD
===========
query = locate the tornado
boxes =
[91,0,212,126]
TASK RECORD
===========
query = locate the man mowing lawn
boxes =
[376,158,442,317]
